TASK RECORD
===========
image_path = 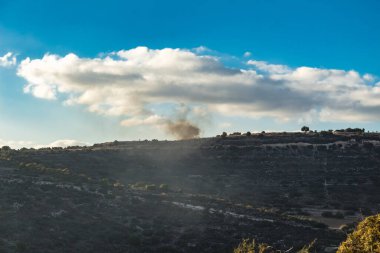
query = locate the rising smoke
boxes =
[165,120,200,140]
[161,104,202,140]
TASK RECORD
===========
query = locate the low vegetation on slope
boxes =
[0,132,379,252]
[235,214,380,253]
[337,214,380,253]
[233,239,315,253]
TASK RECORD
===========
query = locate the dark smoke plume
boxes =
[165,120,200,140]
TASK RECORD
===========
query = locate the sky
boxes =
[0,0,380,148]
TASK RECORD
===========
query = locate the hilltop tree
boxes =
[1,146,11,151]
[301,126,310,133]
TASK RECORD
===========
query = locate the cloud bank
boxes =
[17,47,380,138]
[0,138,87,149]
[34,139,88,149]
[0,138,33,148]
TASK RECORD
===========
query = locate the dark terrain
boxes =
[1,132,380,252]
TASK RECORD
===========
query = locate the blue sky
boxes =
[0,0,380,147]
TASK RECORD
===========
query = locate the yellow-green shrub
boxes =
[337,214,380,253]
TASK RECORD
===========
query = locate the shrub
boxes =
[298,239,316,253]
[113,181,124,188]
[159,184,169,191]
[233,239,269,253]
[320,130,333,136]
[339,224,349,233]
[337,214,380,253]
[233,239,315,253]
[1,146,11,151]
[145,184,157,191]
[134,182,145,188]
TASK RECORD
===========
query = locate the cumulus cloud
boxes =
[16,46,380,138]
[0,52,16,67]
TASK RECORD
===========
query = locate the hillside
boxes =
[0,132,379,252]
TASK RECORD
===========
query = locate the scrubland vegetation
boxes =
[0,131,379,252]
[233,213,380,253]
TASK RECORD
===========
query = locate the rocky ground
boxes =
[0,132,379,252]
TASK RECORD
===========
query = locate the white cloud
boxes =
[0,138,33,149]
[193,46,211,54]
[16,46,380,137]
[247,60,290,74]
[35,139,87,148]
[0,138,87,149]
[0,52,16,67]
[121,115,165,127]
[363,73,375,82]
[243,51,251,57]
[23,82,57,100]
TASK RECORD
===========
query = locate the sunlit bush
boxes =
[337,214,380,253]
[233,239,269,253]
[233,239,315,253]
